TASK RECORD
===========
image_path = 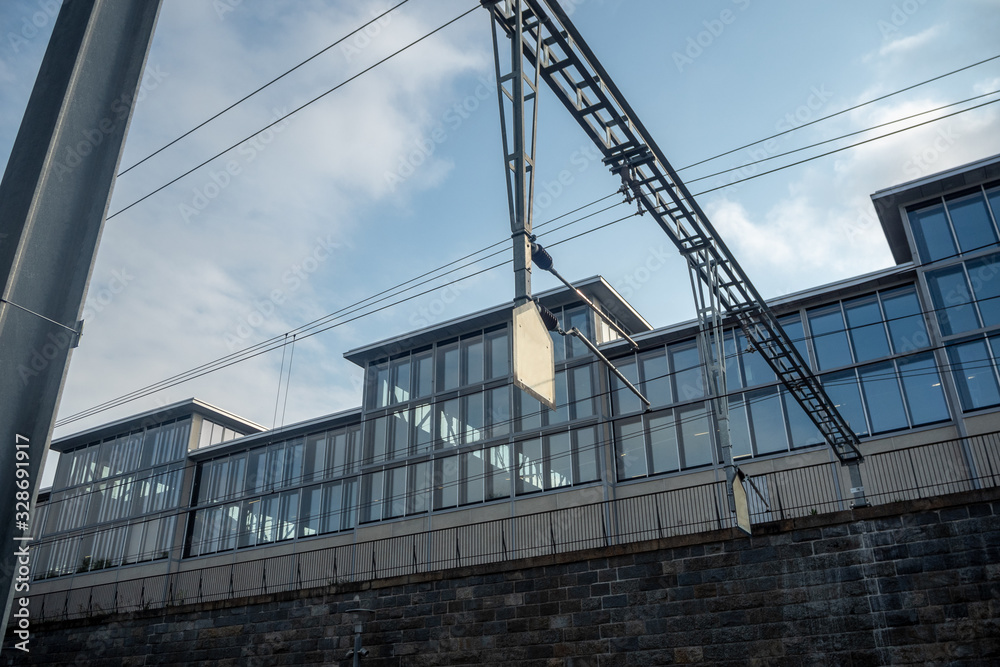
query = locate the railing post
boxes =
[847,459,868,508]
[958,434,983,490]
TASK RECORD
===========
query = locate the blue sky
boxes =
[2,0,999,485]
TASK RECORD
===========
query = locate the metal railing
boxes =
[28,430,1000,622]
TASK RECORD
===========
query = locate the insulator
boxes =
[530,243,554,271]
[537,303,560,332]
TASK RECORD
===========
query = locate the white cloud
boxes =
[705,74,1000,301]
[878,25,942,57]
[52,1,489,438]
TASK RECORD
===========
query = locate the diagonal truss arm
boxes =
[482,0,865,475]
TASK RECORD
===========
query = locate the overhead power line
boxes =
[106,4,479,220]
[117,0,413,177]
[57,85,1000,428]
[687,89,1000,185]
[691,97,1000,196]
[57,43,1000,429]
[54,196,632,427]
[678,52,1000,172]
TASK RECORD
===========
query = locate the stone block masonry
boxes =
[5,487,1000,665]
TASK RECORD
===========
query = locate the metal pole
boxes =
[487,0,541,307]
[510,2,531,306]
[565,327,649,409]
[0,0,162,641]
[530,241,639,349]
[847,459,868,508]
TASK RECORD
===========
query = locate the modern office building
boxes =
[26,154,1000,610]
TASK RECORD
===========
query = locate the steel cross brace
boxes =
[482,0,866,507]
[486,0,543,307]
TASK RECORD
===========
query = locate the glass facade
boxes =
[908,181,1000,414]
[358,322,601,524]
[27,160,1000,594]
[908,185,1000,264]
[182,278,964,557]
[29,277,976,575]
[197,419,245,449]
[188,424,361,557]
[610,283,948,483]
[31,419,192,579]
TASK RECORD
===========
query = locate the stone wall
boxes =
[5,488,999,666]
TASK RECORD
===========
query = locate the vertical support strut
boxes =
[487,0,543,306]
[687,248,736,513]
[0,0,162,634]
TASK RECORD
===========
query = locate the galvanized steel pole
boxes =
[0,0,161,643]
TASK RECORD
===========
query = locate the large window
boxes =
[908,186,1000,264]
[547,305,594,362]
[948,336,1000,411]
[358,427,600,520]
[614,405,713,480]
[819,352,949,436]
[806,286,928,371]
[514,429,598,495]
[365,328,510,411]
[188,425,361,557]
[926,252,1000,337]
[197,420,246,449]
[612,339,704,417]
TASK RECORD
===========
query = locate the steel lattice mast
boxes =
[483,0,867,508]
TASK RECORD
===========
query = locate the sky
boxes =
[2,0,999,486]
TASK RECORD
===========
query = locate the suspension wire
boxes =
[106,5,479,220]
[117,0,414,177]
[678,53,1000,172]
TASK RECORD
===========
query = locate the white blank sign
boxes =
[512,301,556,411]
